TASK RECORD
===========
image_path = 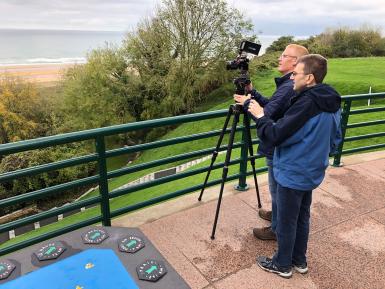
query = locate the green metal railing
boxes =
[0,92,385,255]
[332,92,385,166]
[0,109,265,255]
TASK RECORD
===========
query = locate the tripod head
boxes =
[227,40,261,95]
[230,103,244,114]
[233,71,251,95]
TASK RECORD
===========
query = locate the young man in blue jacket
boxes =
[248,54,341,278]
[234,44,309,241]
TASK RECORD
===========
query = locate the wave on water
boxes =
[27,57,87,64]
[0,57,87,66]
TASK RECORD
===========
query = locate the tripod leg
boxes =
[243,113,262,208]
[211,107,241,239]
[198,105,233,201]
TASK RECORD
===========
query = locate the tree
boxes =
[123,0,256,118]
[265,36,295,54]
[306,26,385,58]
[60,0,255,142]
[61,46,140,133]
[0,78,45,144]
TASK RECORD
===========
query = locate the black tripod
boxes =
[198,104,262,239]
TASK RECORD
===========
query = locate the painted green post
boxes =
[333,99,352,167]
[95,136,111,226]
[235,114,249,191]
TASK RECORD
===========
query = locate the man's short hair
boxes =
[297,54,327,84]
[287,44,309,58]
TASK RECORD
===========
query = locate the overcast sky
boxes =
[0,0,384,36]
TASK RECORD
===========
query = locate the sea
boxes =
[0,29,285,66]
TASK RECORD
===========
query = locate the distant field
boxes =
[2,56,385,249]
[250,57,385,98]
[326,57,385,95]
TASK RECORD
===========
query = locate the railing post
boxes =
[235,114,249,191]
[95,136,111,226]
[333,99,352,167]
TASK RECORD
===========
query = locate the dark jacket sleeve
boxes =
[250,89,270,106]
[255,96,317,147]
[263,83,295,120]
[248,84,294,121]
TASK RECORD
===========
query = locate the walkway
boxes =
[113,151,385,289]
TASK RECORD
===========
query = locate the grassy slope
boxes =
[2,57,385,248]
[323,57,385,147]
[326,57,385,95]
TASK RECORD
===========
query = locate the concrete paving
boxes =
[113,151,385,289]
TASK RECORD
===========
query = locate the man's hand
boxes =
[248,100,265,119]
[234,94,250,105]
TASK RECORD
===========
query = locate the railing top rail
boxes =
[0,109,228,156]
[342,92,385,101]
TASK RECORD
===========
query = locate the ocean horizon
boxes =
[0,29,125,66]
[0,29,305,66]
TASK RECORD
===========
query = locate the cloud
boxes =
[229,0,385,35]
[0,0,158,31]
[0,0,384,35]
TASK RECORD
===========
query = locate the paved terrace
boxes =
[113,151,385,289]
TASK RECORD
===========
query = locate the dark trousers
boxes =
[272,184,313,269]
[266,158,278,232]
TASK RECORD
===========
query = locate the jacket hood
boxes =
[305,84,341,113]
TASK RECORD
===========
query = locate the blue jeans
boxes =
[272,184,313,269]
[266,158,277,232]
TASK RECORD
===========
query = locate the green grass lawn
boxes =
[2,57,385,249]
[327,57,385,96]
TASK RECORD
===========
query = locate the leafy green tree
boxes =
[307,26,385,58]
[123,0,256,118]
[264,26,385,58]
[60,0,255,142]
[265,36,295,54]
[61,47,141,133]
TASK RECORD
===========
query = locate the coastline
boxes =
[0,63,79,85]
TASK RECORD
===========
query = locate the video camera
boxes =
[226,40,261,95]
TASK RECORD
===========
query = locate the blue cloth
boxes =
[244,72,295,159]
[272,184,312,269]
[2,249,139,289]
[266,158,277,232]
[255,83,342,191]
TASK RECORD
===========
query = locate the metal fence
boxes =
[1,92,385,255]
[333,92,385,165]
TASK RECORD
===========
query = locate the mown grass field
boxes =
[2,57,385,249]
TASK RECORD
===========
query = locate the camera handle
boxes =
[198,104,262,239]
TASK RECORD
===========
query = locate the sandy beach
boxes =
[0,63,78,85]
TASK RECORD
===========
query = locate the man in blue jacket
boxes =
[234,44,309,240]
[248,54,341,278]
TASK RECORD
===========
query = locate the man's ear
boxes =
[307,74,315,85]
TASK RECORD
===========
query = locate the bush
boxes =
[265,36,295,54]
[0,78,54,144]
[264,26,385,59]
[0,144,96,216]
[250,51,280,73]
[309,26,385,58]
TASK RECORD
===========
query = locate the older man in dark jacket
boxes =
[249,54,341,278]
[234,44,309,240]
